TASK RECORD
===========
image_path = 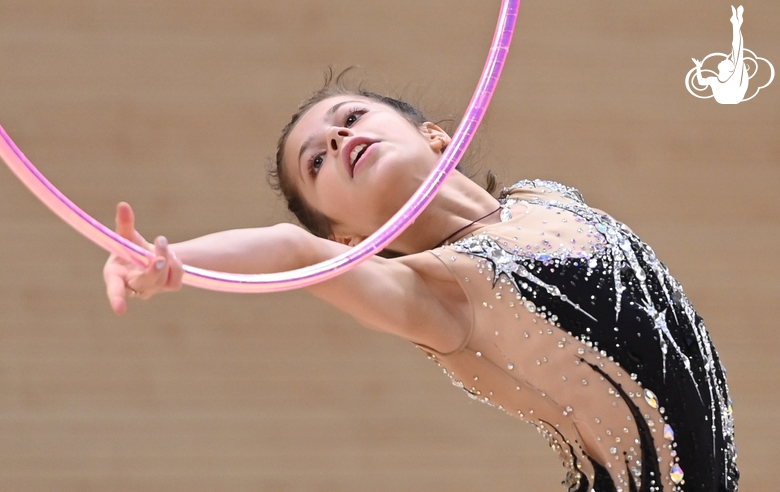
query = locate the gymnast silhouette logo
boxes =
[685,5,774,104]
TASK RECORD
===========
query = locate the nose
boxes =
[326,126,352,154]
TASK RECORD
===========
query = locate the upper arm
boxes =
[302,237,470,352]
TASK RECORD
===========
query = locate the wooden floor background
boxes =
[1,1,778,490]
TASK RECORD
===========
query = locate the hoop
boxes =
[0,0,521,293]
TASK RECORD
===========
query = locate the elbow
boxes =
[269,223,317,268]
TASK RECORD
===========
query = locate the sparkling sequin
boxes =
[664,424,675,441]
[644,389,659,409]
[670,463,684,484]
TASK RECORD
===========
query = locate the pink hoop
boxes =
[0,0,521,293]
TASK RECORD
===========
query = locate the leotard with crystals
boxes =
[421,180,738,492]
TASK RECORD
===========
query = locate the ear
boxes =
[330,228,367,248]
[420,122,452,154]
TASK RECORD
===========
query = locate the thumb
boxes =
[115,202,150,248]
[116,202,135,239]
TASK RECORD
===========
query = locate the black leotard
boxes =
[422,180,738,491]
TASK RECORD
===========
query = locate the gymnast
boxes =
[692,5,748,104]
[102,72,739,491]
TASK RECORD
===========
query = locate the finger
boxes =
[128,236,170,297]
[152,236,174,291]
[166,247,184,291]
[132,255,168,299]
[115,202,150,248]
[155,235,169,259]
[154,236,172,285]
[111,292,128,315]
[115,202,136,239]
[104,260,129,315]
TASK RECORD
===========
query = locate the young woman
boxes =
[103,79,739,492]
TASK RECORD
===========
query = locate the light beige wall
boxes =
[1,1,777,490]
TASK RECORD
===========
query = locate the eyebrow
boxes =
[297,100,363,175]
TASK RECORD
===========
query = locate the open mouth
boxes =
[344,138,377,177]
[350,143,370,169]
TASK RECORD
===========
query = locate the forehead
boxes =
[305,94,373,119]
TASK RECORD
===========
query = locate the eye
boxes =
[345,107,366,127]
[308,154,325,177]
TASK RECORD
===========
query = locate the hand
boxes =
[692,58,702,68]
[103,202,183,315]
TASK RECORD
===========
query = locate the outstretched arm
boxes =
[104,202,319,314]
[103,202,467,352]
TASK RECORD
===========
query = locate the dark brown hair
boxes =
[267,68,499,242]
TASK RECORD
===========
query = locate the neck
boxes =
[390,173,501,254]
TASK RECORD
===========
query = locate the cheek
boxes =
[311,170,354,216]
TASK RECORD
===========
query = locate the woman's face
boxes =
[283,95,449,245]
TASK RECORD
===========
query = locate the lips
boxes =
[343,138,376,177]
[350,144,369,167]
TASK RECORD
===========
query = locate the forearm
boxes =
[170,223,314,274]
